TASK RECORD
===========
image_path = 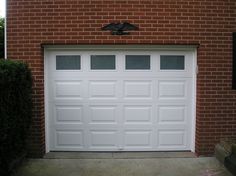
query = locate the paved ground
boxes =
[43,151,196,159]
[14,157,232,176]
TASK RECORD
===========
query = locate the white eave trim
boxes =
[42,44,199,52]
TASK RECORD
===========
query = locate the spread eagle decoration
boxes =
[101,22,138,35]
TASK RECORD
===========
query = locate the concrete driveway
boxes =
[14,157,232,176]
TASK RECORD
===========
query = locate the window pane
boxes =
[160,55,185,70]
[126,55,150,70]
[56,55,81,70]
[91,55,116,70]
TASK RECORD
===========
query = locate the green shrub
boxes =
[0,18,4,58]
[0,60,32,175]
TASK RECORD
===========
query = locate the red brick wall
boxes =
[7,0,236,157]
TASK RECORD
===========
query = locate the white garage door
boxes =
[46,49,196,151]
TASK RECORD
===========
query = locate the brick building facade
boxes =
[6,0,236,157]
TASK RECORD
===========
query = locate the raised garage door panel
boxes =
[47,51,195,151]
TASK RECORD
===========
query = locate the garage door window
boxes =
[91,55,116,70]
[126,55,150,70]
[160,55,185,70]
[56,55,81,70]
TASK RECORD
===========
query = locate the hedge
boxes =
[0,60,32,175]
[0,18,4,58]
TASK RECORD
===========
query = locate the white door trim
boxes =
[190,49,197,152]
[44,45,197,153]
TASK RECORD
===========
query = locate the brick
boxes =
[6,0,236,157]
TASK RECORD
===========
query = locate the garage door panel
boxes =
[54,123,86,130]
[87,125,120,130]
[156,124,187,129]
[89,105,118,124]
[123,124,154,129]
[158,80,186,99]
[158,105,186,124]
[56,106,83,123]
[89,130,119,149]
[56,131,84,147]
[158,130,187,148]
[124,80,152,99]
[124,130,152,148]
[89,80,117,99]
[124,105,152,124]
[157,100,188,105]
[55,81,83,98]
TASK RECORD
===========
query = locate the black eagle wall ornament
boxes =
[101,22,138,35]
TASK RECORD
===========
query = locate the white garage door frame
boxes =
[44,45,197,153]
